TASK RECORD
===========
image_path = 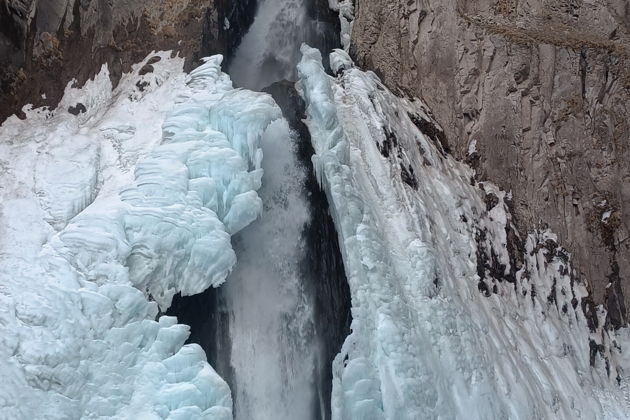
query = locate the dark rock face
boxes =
[306,0,342,70]
[220,0,257,64]
[166,287,237,395]
[350,0,630,327]
[0,0,256,123]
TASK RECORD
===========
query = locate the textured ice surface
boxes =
[297,45,630,419]
[0,52,280,418]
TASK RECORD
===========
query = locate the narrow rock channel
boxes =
[167,1,350,419]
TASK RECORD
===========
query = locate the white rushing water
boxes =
[225,1,322,418]
[222,119,317,420]
[229,0,319,90]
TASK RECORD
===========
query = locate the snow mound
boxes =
[298,45,630,420]
[0,52,280,418]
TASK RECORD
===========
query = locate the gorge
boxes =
[0,0,629,419]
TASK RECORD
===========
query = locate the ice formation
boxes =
[297,44,630,419]
[0,52,281,418]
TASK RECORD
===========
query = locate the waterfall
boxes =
[228,0,338,90]
[222,119,316,420]
[225,3,329,418]
[220,2,348,419]
[168,1,348,419]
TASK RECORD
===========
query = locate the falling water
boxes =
[168,1,349,419]
[223,1,343,418]
[229,0,335,90]
[228,4,316,418]
[223,119,315,420]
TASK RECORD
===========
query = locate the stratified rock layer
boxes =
[349,0,630,326]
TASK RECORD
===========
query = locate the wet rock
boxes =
[581,297,599,332]
[400,163,418,189]
[67,102,86,115]
[478,280,491,297]
[485,192,499,211]
[146,55,161,65]
[407,112,450,156]
[378,127,397,158]
[138,64,154,76]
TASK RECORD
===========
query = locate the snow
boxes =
[297,45,630,419]
[329,49,353,75]
[0,52,281,418]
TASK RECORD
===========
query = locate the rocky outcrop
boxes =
[349,0,630,328]
[0,0,256,122]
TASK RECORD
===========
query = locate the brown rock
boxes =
[350,0,630,324]
[0,0,256,123]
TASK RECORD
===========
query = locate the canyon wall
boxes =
[350,0,630,328]
[0,0,255,121]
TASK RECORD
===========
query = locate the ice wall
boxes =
[0,52,281,418]
[297,45,630,419]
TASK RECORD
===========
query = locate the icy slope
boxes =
[297,45,630,419]
[0,52,280,418]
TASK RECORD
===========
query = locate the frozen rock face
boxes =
[0,0,257,122]
[0,52,281,418]
[347,0,630,328]
[297,44,630,420]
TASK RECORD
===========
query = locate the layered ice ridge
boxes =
[297,45,630,419]
[0,52,280,418]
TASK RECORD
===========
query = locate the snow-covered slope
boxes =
[0,52,280,419]
[297,45,630,419]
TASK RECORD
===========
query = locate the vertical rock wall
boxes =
[349,0,630,327]
[0,0,256,122]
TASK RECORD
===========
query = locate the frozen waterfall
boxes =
[0,53,282,418]
[168,1,348,420]
[296,44,630,419]
[3,0,630,417]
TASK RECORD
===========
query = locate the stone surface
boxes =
[0,0,256,122]
[349,0,630,327]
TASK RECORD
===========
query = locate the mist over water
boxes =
[223,119,317,420]
[228,0,333,90]
[214,1,345,418]
[167,0,349,416]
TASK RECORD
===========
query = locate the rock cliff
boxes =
[349,0,630,328]
[0,0,255,122]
